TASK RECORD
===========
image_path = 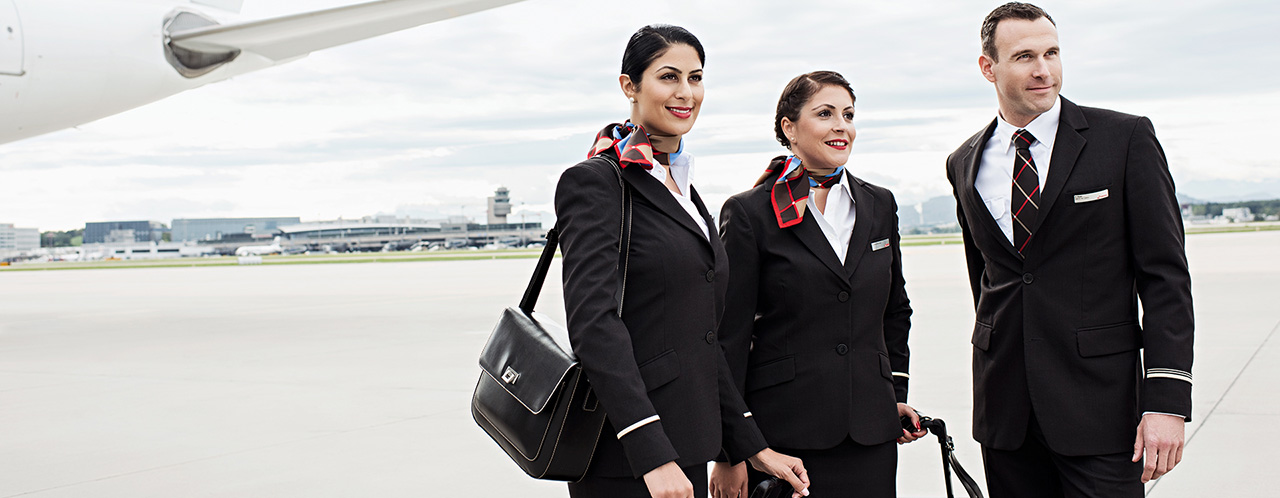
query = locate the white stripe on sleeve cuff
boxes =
[1146,368,1192,384]
[616,415,660,439]
[892,372,910,379]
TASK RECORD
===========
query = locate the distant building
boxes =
[1222,207,1254,222]
[0,223,39,254]
[78,241,213,261]
[84,221,168,244]
[277,215,543,251]
[170,217,301,242]
[487,187,511,224]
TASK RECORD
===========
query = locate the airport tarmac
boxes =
[1,230,1276,497]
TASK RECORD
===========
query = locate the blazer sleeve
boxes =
[1123,117,1195,420]
[716,195,758,395]
[947,153,986,308]
[715,195,770,462]
[882,193,913,403]
[555,161,679,476]
[715,334,769,463]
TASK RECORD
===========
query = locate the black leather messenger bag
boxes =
[471,156,631,481]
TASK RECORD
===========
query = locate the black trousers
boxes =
[747,437,897,498]
[981,414,1143,498]
[568,464,708,498]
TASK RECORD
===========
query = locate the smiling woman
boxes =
[710,70,923,498]
[552,24,811,498]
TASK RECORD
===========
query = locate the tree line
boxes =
[40,229,83,247]
[1187,199,1280,218]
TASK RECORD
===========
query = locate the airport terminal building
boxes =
[0,223,39,257]
[83,221,168,244]
[276,217,543,252]
[171,217,301,242]
[272,188,543,251]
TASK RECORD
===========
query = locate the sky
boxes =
[3,0,1279,231]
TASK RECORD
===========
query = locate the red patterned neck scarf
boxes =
[588,122,673,169]
[754,155,845,228]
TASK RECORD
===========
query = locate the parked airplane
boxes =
[0,0,521,145]
[234,236,282,256]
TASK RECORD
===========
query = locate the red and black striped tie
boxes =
[1012,129,1039,256]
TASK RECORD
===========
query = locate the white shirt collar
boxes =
[644,148,710,240]
[807,171,857,264]
[821,170,855,202]
[647,148,694,197]
[992,96,1061,153]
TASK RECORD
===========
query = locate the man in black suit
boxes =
[945,3,1194,496]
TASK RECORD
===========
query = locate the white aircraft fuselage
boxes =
[0,0,520,146]
[0,1,260,144]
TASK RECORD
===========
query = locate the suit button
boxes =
[836,344,849,355]
[705,331,716,344]
[1022,273,1034,284]
[837,291,850,302]
[705,269,715,282]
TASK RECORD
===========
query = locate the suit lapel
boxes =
[789,211,847,280]
[842,174,875,277]
[689,185,721,261]
[1031,97,1087,237]
[962,120,1022,261]
[620,163,709,246]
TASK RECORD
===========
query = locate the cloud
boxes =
[3,0,1278,230]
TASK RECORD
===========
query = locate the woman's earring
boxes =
[629,97,637,104]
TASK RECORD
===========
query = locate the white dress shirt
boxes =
[808,173,856,263]
[976,97,1061,244]
[646,151,710,241]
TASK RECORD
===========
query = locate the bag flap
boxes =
[478,307,578,414]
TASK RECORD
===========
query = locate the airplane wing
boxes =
[169,0,523,62]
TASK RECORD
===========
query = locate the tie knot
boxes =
[1012,129,1037,150]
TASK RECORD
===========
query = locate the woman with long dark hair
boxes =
[709,71,926,498]
[554,25,811,498]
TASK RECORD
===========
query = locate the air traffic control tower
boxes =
[487,187,511,224]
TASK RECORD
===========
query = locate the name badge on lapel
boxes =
[1073,189,1109,203]
[871,238,890,251]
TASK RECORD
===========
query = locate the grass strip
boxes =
[5,225,1274,271]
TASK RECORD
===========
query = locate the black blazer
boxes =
[717,169,912,450]
[555,153,767,478]
[945,97,1194,455]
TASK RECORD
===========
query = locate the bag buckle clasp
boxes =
[502,366,520,385]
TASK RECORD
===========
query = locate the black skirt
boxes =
[747,437,897,498]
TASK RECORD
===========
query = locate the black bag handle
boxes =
[918,415,985,498]
[520,155,631,315]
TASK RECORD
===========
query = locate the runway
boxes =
[1,231,1275,497]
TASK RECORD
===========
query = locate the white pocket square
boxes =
[1073,189,1109,203]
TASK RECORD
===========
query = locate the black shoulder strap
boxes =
[519,155,632,316]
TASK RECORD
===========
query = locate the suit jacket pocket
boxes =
[878,352,892,380]
[638,349,680,391]
[746,356,795,392]
[1076,322,1143,357]
[972,321,994,352]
